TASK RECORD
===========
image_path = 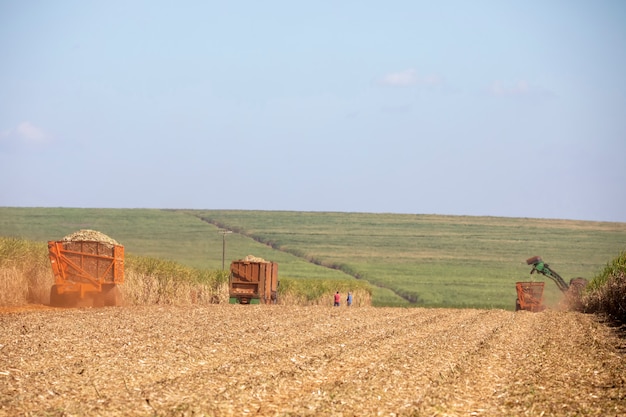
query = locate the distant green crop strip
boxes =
[1,207,625,309]
[190,209,626,309]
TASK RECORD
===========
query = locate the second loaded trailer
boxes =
[229,256,278,304]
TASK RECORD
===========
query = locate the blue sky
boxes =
[1,1,625,222]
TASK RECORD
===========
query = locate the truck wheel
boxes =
[515,298,521,311]
[103,285,122,306]
[50,286,78,307]
[92,293,105,308]
[50,285,62,307]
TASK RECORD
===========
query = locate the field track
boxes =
[1,305,625,416]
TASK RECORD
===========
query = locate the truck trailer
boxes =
[229,256,278,304]
[48,230,124,307]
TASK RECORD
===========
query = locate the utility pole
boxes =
[218,230,232,270]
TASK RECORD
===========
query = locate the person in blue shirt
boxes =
[346,291,353,307]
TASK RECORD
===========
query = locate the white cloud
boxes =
[379,69,442,87]
[0,121,51,150]
[16,121,48,142]
[489,80,531,96]
[380,69,418,86]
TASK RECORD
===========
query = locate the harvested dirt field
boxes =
[1,306,625,416]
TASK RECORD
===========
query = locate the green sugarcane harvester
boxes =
[526,256,588,293]
[515,256,588,311]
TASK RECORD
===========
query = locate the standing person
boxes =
[346,291,353,307]
[334,291,341,307]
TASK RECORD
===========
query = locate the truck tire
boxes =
[102,285,122,306]
[92,292,105,308]
[50,285,62,307]
[49,285,78,307]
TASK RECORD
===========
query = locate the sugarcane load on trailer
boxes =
[515,256,588,312]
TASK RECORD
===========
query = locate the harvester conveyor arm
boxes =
[529,261,569,293]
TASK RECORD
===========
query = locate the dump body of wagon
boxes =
[515,281,545,312]
[229,259,278,304]
[48,239,124,307]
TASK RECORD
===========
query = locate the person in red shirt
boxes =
[334,291,341,307]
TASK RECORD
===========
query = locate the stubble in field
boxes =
[1,305,625,416]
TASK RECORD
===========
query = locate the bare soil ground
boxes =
[1,305,625,416]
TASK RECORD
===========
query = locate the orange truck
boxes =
[47,230,124,307]
[229,256,278,304]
